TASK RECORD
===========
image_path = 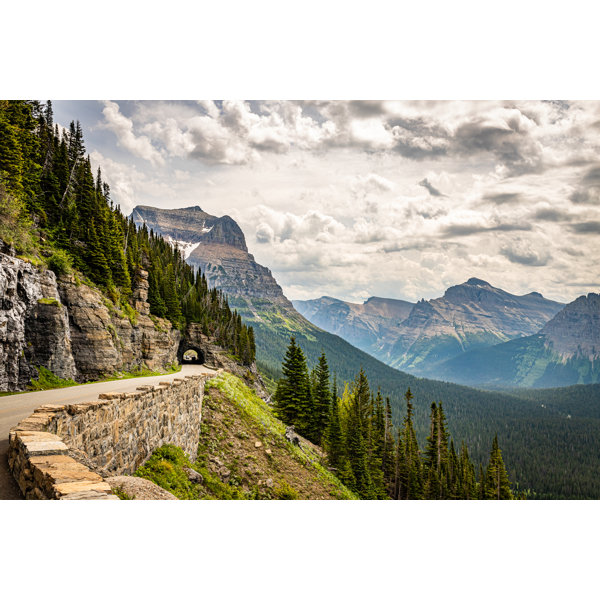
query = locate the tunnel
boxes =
[177,344,205,365]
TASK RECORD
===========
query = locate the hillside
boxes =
[438,293,600,388]
[135,372,356,499]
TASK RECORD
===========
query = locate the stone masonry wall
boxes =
[8,373,213,499]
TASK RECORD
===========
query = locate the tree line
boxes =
[274,336,513,499]
[0,100,254,365]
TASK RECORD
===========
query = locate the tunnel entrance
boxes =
[177,344,205,365]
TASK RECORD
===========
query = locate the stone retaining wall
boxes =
[8,373,212,499]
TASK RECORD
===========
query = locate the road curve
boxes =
[0,364,215,499]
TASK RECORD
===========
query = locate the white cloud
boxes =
[66,100,600,305]
[101,101,165,166]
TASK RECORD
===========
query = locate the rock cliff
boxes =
[0,247,179,392]
[540,293,600,360]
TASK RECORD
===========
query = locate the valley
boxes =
[131,204,600,499]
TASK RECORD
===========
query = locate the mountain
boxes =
[438,293,600,388]
[132,205,293,310]
[293,296,414,355]
[294,278,564,378]
[131,204,600,498]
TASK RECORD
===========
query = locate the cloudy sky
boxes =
[53,100,600,304]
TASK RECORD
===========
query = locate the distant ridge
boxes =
[294,278,564,379]
[437,292,600,388]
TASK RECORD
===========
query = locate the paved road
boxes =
[0,364,215,500]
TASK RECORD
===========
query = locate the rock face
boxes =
[1,250,77,390]
[132,205,247,251]
[0,249,179,391]
[57,272,179,381]
[541,293,600,360]
[132,205,293,311]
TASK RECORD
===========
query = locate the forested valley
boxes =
[274,337,513,499]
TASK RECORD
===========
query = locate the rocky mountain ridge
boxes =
[437,293,600,388]
[132,205,293,312]
[295,277,565,379]
[292,295,414,355]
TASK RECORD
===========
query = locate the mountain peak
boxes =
[465,277,490,286]
[132,204,247,252]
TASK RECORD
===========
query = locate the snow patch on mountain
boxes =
[165,236,201,259]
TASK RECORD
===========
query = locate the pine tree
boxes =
[458,442,477,499]
[274,337,312,437]
[397,388,422,499]
[311,351,331,444]
[485,435,513,500]
[382,397,396,496]
[163,263,182,325]
[325,393,346,474]
[345,382,374,498]
[424,402,450,499]
[369,389,387,498]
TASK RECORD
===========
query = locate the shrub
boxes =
[134,445,198,499]
[273,480,299,500]
[47,248,73,276]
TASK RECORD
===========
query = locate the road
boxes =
[0,364,215,499]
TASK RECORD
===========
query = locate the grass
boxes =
[95,363,181,382]
[37,297,61,307]
[27,366,78,391]
[113,486,135,500]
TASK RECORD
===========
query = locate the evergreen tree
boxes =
[345,378,374,498]
[382,396,396,496]
[458,442,477,499]
[325,394,346,474]
[485,435,513,500]
[424,402,450,499]
[274,337,313,437]
[311,351,331,444]
[396,388,422,500]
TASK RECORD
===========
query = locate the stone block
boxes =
[53,480,113,497]
[60,490,119,500]
[24,439,69,456]
[36,404,66,412]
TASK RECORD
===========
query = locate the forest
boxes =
[274,337,513,499]
[0,100,255,365]
[254,318,600,499]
